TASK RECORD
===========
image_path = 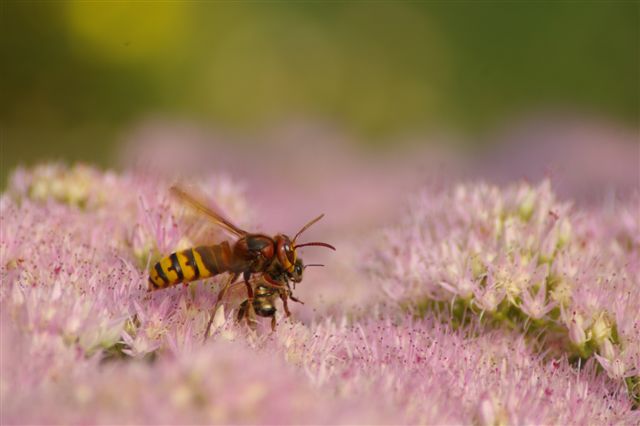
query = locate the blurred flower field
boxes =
[1,143,638,424]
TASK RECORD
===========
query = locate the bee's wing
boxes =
[170,185,248,240]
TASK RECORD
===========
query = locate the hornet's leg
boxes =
[204,272,239,342]
[243,271,258,327]
[271,314,277,332]
[237,300,248,323]
[278,290,292,317]
[283,281,304,305]
[289,294,304,305]
[243,270,255,299]
[216,272,241,305]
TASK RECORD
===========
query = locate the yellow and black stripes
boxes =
[168,253,184,282]
[180,249,199,280]
[194,246,220,276]
[148,242,234,290]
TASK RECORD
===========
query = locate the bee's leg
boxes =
[270,314,277,332]
[204,272,239,342]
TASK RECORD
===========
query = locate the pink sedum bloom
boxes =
[1,164,639,424]
[367,179,640,408]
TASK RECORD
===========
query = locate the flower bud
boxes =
[567,313,588,347]
[518,189,536,222]
[600,338,616,361]
[590,313,611,348]
[557,218,572,248]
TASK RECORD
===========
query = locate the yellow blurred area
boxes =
[65,2,189,64]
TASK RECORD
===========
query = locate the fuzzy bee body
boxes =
[238,285,278,319]
[237,282,300,331]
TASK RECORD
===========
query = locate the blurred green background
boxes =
[1,2,638,184]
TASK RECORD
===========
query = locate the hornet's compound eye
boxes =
[284,239,296,265]
[284,243,296,264]
[290,259,304,283]
[276,236,296,272]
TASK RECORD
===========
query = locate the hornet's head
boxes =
[285,258,326,286]
[274,214,335,284]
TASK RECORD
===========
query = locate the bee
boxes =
[235,258,324,331]
[148,186,335,335]
[236,278,300,332]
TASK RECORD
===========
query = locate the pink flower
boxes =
[366,178,640,409]
[519,267,556,320]
[2,164,639,424]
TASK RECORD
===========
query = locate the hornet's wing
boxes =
[170,185,248,239]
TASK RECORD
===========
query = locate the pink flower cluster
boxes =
[367,180,639,402]
[1,164,638,424]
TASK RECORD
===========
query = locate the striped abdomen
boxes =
[148,242,233,290]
